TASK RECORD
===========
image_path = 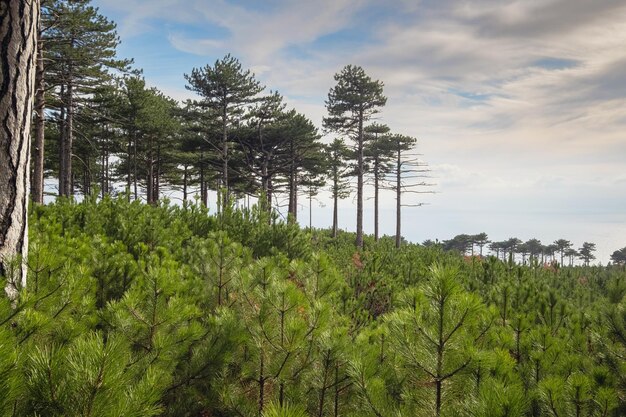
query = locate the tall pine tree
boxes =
[324,65,386,249]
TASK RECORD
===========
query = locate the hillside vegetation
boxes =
[0,196,625,417]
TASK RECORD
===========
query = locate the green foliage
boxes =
[1,197,624,416]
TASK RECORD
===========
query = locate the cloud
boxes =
[167,32,223,56]
[459,0,626,39]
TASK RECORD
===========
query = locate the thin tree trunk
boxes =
[258,353,265,416]
[133,130,138,200]
[62,58,74,197]
[374,159,379,241]
[0,0,39,299]
[288,142,297,222]
[261,162,270,211]
[395,148,401,248]
[126,128,132,197]
[147,138,153,204]
[155,142,160,202]
[267,177,273,212]
[435,296,444,417]
[309,188,313,230]
[58,84,65,196]
[183,165,188,202]
[294,180,298,221]
[84,157,90,195]
[63,82,73,197]
[101,128,109,198]
[356,112,364,249]
[332,189,338,238]
[199,151,207,206]
[222,102,229,206]
[31,23,44,204]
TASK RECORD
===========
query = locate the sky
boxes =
[91,0,626,263]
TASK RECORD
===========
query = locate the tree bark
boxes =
[58,84,65,195]
[332,189,338,238]
[31,21,44,203]
[133,129,138,200]
[222,101,229,206]
[395,148,401,248]
[62,77,73,197]
[374,157,379,241]
[288,142,297,222]
[155,142,160,202]
[0,0,39,299]
[147,137,153,204]
[356,111,364,249]
[182,165,188,202]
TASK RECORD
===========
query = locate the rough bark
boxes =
[0,0,39,299]
[31,20,44,203]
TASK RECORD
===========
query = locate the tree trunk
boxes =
[83,157,90,195]
[155,142,160,202]
[374,159,379,241]
[267,177,273,211]
[183,165,188,202]
[261,161,269,210]
[332,189,338,238]
[31,22,44,203]
[288,142,297,222]
[309,187,313,230]
[356,112,364,249]
[126,128,132,197]
[147,138,153,204]
[0,0,39,299]
[101,129,109,198]
[199,151,207,206]
[222,102,229,206]
[62,78,73,197]
[58,85,65,195]
[395,148,401,248]
[133,130,138,200]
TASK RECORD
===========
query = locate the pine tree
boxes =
[363,124,393,242]
[116,76,179,203]
[324,65,386,249]
[554,239,573,266]
[325,139,351,238]
[578,242,596,266]
[278,111,324,223]
[185,54,264,206]
[386,264,490,417]
[238,92,287,209]
[386,134,430,248]
[43,0,130,197]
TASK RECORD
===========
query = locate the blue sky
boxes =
[92,0,626,263]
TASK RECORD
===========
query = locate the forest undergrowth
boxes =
[1,196,625,417]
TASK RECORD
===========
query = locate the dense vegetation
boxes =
[1,196,625,417]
